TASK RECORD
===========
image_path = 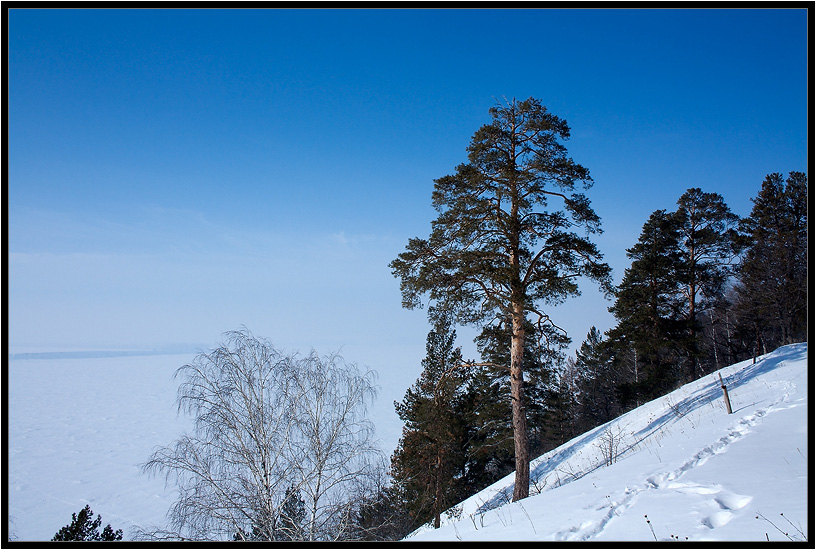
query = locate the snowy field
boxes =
[7,353,197,541]
[7,348,407,542]
[7,343,810,542]
[409,343,810,542]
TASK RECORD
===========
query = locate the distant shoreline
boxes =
[8,349,201,361]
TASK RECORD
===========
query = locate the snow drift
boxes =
[407,343,809,542]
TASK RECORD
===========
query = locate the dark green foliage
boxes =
[588,174,804,419]
[52,504,123,541]
[608,210,689,397]
[734,172,808,352]
[571,327,625,430]
[607,188,742,393]
[462,317,569,489]
[673,188,743,379]
[233,522,269,541]
[460,369,515,488]
[391,310,469,529]
[390,96,611,501]
[232,485,306,541]
[278,486,306,541]
[390,96,613,326]
[349,484,414,541]
[539,360,583,449]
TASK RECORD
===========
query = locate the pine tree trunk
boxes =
[508,134,529,502]
[510,303,530,501]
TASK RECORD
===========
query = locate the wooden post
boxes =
[718,373,732,414]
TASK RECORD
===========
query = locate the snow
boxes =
[7,354,196,541]
[6,343,809,542]
[407,343,810,542]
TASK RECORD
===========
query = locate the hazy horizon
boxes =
[8,8,808,372]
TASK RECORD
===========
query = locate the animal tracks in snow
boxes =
[644,408,770,491]
[702,488,753,530]
[666,481,753,529]
[592,409,766,539]
[669,407,769,481]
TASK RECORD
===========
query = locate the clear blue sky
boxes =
[8,8,809,366]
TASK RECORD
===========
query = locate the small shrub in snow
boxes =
[530,471,549,495]
[595,424,626,466]
[755,512,807,542]
[644,514,657,541]
[445,504,463,521]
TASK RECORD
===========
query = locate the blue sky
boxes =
[7,7,809,374]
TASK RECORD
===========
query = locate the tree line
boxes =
[363,171,807,539]
[372,98,807,538]
[54,98,802,541]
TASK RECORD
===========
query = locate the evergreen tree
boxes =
[459,365,515,490]
[537,382,580,454]
[390,97,612,501]
[673,188,742,378]
[391,310,469,529]
[349,484,414,541]
[609,210,687,398]
[735,172,808,353]
[713,285,756,366]
[542,355,582,448]
[571,327,623,431]
[52,505,123,541]
[277,485,306,541]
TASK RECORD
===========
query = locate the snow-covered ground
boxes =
[408,343,810,542]
[6,348,405,541]
[7,353,196,541]
[7,343,809,542]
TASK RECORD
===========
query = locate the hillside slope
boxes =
[408,343,809,542]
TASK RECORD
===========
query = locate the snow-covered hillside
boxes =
[408,343,809,542]
[7,344,809,542]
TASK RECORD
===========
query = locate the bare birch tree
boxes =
[139,329,381,541]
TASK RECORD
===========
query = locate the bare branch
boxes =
[141,329,382,541]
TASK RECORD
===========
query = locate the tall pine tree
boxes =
[390,97,612,501]
[673,188,742,379]
[735,172,808,353]
[609,209,687,398]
